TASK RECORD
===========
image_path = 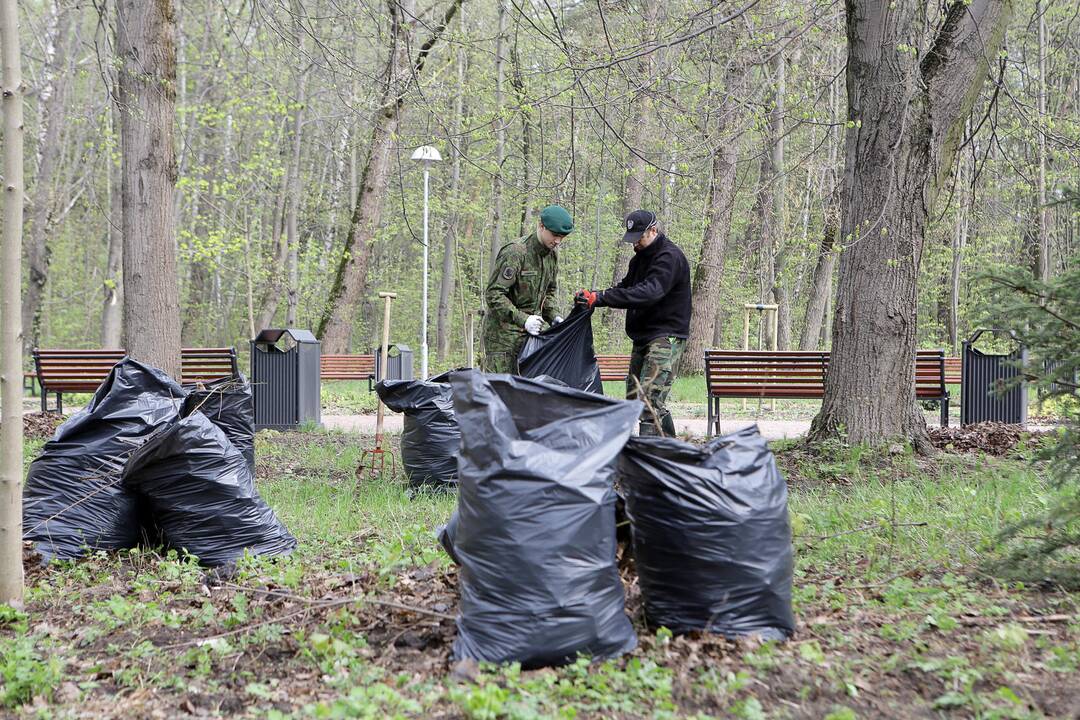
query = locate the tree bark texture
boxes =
[317,0,463,353]
[117,0,182,379]
[679,138,739,375]
[21,3,72,354]
[0,0,26,605]
[809,0,1012,450]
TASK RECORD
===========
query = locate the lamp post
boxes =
[410,145,442,379]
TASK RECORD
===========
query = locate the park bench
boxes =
[320,353,376,388]
[33,347,239,413]
[945,356,961,385]
[596,354,631,383]
[704,349,951,436]
[23,371,37,396]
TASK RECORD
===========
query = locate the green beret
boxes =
[539,205,574,235]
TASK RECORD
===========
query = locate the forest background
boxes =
[13,0,1079,375]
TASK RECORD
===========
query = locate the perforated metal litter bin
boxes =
[375,344,414,382]
[961,329,1028,426]
[251,328,321,430]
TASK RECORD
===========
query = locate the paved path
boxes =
[322,413,811,440]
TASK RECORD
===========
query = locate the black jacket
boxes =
[596,234,691,344]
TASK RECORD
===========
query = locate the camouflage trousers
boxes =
[626,337,685,436]
[480,337,526,374]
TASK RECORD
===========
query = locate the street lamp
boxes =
[410,145,442,380]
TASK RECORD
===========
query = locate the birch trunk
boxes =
[0,0,25,605]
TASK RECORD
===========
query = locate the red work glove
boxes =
[574,289,599,309]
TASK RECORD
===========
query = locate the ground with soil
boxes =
[5,430,1078,719]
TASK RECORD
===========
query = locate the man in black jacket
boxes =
[576,210,691,435]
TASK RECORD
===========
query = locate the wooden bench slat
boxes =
[320,353,376,382]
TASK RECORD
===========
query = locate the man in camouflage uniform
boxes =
[481,205,574,373]
[576,210,691,435]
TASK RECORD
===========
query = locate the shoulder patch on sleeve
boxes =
[501,265,516,281]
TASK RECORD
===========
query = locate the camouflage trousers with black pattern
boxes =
[626,336,685,436]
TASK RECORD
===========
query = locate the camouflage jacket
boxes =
[482,233,559,351]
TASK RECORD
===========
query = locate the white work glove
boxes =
[553,316,564,325]
[524,315,543,335]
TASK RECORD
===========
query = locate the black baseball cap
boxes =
[622,209,657,243]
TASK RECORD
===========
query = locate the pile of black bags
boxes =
[439,367,795,666]
[23,358,296,567]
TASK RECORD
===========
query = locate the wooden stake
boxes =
[374,292,396,447]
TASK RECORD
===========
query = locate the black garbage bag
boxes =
[517,305,603,393]
[617,426,795,640]
[184,375,255,472]
[23,358,185,561]
[376,370,459,491]
[448,370,641,667]
[123,412,296,567]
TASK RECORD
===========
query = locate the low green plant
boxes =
[0,637,65,708]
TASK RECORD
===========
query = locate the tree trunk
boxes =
[21,2,72,354]
[808,0,1012,450]
[117,0,181,379]
[437,47,466,361]
[949,139,970,356]
[679,137,739,375]
[490,0,507,263]
[285,2,308,328]
[799,64,842,350]
[0,0,26,606]
[253,117,293,331]
[101,87,124,346]
[509,26,534,237]
[1035,0,1050,281]
[317,0,464,353]
[766,50,791,350]
[799,179,839,350]
[603,0,660,338]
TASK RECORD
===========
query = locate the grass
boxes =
[321,380,380,414]
[9,428,1080,718]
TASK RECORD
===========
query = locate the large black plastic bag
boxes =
[184,375,255,472]
[123,412,296,567]
[517,305,603,393]
[376,370,459,491]
[448,370,641,667]
[618,426,795,640]
[23,358,185,561]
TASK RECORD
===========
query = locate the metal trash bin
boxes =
[375,344,414,383]
[251,328,321,430]
[961,329,1028,426]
